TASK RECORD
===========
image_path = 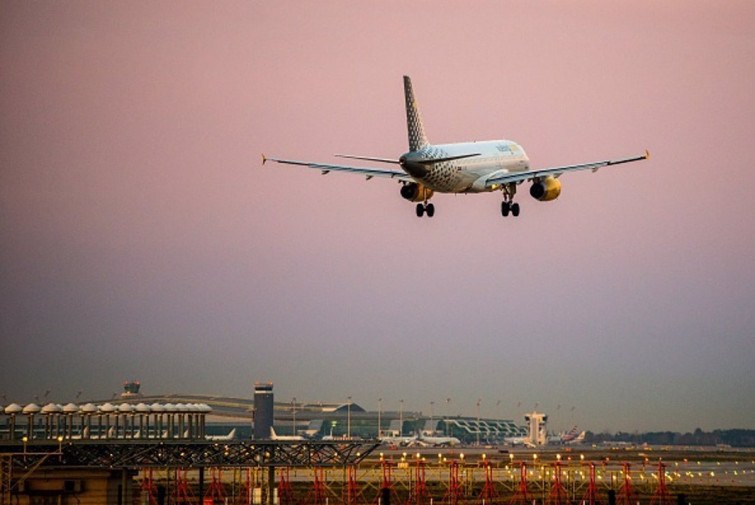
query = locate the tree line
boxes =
[585,428,755,447]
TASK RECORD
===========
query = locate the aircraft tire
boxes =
[426,203,435,217]
[511,203,520,217]
[416,203,425,217]
[501,201,511,217]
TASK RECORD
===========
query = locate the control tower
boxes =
[524,411,548,446]
[121,380,142,398]
[253,382,274,439]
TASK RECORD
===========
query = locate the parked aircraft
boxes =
[563,429,586,445]
[415,432,461,447]
[503,435,536,448]
[548,426,586,444]
[206,428,237,441]
[379,433,418,447]
[270,427,305,441]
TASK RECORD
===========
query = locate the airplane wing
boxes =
[262,154,413,182]
[485,150,649,188]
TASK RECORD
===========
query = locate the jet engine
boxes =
[529,176,562,201]
[400,182,434,202]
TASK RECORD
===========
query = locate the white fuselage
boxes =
[400,140,530,193]
[417,434,461,447]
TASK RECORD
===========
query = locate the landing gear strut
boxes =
[501,184,520,218]
[416,202,435,218]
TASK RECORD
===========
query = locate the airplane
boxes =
[270,427,305,441]
[559,425,579,442]
[319,426,334,440]
[378,433,418,447]
[415,432,461,447]
[561,426,586,444]
[206,428,237,441]
[503,435,536,448]
[547,426,585,445]
[262,75,649,218]
[319,426,342,441]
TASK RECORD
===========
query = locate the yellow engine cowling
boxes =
[400,182,434,202]
[529,176,562,201]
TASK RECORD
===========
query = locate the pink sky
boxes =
[1,1,754,432]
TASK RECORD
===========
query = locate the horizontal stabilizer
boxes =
[412,153,481,165]
[335,154,400,164]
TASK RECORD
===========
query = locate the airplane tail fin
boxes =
[403,76,429,152]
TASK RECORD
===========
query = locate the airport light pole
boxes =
[292,397,296,437]
[446,398,451,435]
[347,395,352,439]
[516,401,522,425]
[476,399,481,446]
[430,401,434,430]
[399,399,404,437]
[377,397,382,438]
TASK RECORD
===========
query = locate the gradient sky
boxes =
[2,1,754,433]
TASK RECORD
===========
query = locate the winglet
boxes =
[645,149,650,159]
[261,153,267,165]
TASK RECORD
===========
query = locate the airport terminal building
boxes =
[72,382,526,443]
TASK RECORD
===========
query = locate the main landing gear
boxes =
[501,201,520,217]
[500,184,519,218]
[416,202,435,218]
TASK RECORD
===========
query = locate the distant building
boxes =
[85,382,524,442]
[443,417,526,443]
[253,382,274,439]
